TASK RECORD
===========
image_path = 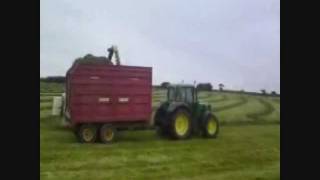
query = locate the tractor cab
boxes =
[167,84,197,104]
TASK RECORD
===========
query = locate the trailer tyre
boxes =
[99,124,116,143]
[78,124,98,143]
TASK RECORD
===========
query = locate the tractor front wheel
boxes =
[202,114,219,138]
[169,109,192,140]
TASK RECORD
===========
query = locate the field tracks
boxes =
[208,94,228,103]
[246,98,275,121]
[214,96,248,112]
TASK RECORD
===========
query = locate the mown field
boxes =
[40,82,280,180]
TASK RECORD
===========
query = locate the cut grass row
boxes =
[214,97,279,125]
[210,94,228,103]
[199,93,228,103]
[246,98,276,121]
[214,96,248,112]
[254,98,280,123]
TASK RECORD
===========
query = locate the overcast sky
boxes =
[40,0,280,93]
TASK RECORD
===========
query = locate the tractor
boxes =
[154,84,220,139]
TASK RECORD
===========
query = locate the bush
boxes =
[41,76,66,83]
[160,82,170,88]
[196,83,213,91]
[218,83,224,91]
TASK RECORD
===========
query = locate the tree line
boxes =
[39,77,279,96]
[40,76,65,83]
[160,82,279,96]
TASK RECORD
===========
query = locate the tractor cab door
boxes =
[168,87,176,101]
[185,87,195,104]
[176,86,186,102]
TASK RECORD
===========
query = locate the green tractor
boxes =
[154,84,220,140]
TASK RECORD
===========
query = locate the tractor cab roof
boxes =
[167,84,195,88]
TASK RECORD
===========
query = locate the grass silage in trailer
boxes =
[40,87,280,180]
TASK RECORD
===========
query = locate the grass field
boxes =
[40,83,280,180]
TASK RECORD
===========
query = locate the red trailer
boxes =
[65,47,152,143]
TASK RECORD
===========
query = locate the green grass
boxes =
[214,96,248,112]
[41,116,279,180]
[40,93,63,97]
[199,93,228,103]
[40,82,64,93]
[41,102,53,111]
[40,85,280,180]
[41,96,53,103]
[215,97,263,124]
[246,99,276,122]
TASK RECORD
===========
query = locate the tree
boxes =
[261,89,267,95]
[218,83,224,91]
[196,83,213,91]
[41,76,66,83]
[160,82,170,88]
[271,91,277,95]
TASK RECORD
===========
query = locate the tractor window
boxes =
[176,87,186,102]
[168,88,175,101]
[185,88,194,104]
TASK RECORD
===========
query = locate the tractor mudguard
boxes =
[153,103,168,126]
[166,102,191,115]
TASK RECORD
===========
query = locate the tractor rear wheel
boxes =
[202,114,219,138]
[99,124,116,144]
[78,124,98,143]
[169,109,192,139]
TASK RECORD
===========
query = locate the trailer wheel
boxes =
[78,124,97,143]
[99,124,116,143]
[202,114,219,138]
